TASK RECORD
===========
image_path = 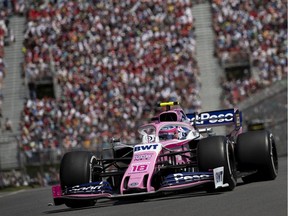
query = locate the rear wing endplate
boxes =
[186,109,242,129]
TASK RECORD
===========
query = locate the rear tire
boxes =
[198,136,237,191]
[236,130,278,183]
[60,151,98,208]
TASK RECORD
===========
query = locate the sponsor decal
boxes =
[173,173,211,183]
[129,182,138,187]
[213,167,229,188]
[189,110,234,125]
[66,181,112,194]
[234,110,242,129]
[134,144,159,152]
[134,153,153,161]
[161,172,213,186]
[215,170,223,183]
[147,135,155,143]
[176,127,188,139]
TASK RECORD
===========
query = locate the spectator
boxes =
[4,117,12,132]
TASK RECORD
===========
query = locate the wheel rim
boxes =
[226,142,237,185]
[89,156,98,182]
[269,134,278,175]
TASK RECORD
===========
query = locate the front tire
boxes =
[60,151,98,208]
[198,136,237,191]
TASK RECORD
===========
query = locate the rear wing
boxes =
[186,109,242,129]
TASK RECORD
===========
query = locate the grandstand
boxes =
[0,0,286,188]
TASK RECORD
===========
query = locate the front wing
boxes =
[52,167,228,205]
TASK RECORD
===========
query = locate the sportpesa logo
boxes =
[190,112,234,125]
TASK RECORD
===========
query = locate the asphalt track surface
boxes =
[0,157,286,216]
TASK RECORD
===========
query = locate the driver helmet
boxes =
[159,127,178,140]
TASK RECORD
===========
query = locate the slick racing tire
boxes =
[236,130,278,183]
[198,136,237,191]
[60,151,98,208]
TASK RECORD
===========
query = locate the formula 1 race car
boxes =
[52,102,278,208]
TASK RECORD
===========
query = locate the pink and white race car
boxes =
[52,102,278,208]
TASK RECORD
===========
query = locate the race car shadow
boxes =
[44,199,117,214]
[114,191,223,206]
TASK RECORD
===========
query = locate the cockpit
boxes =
[138,122,200,144]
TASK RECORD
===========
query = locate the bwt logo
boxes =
[215,171,223,183]
[134,144,159,152]
[191,112,233,124]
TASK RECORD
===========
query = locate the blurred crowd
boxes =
[212,0,287,107]
[0,168,59,189]
[0,0,285,163]
[0,2,18,121]
[20,0,201,154]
